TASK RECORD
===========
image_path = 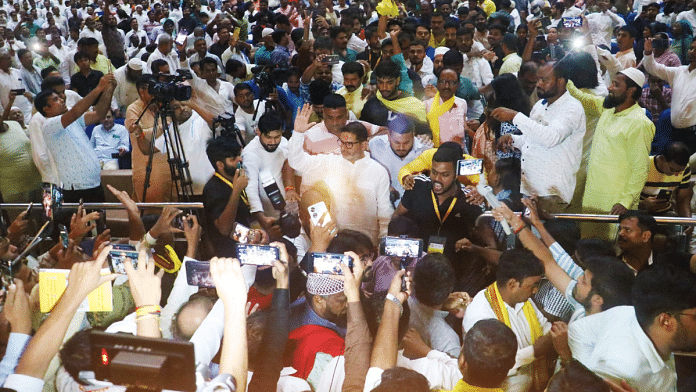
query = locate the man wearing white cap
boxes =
[254,28,276,66]
[113,58,143,115]
[566,67,656,240]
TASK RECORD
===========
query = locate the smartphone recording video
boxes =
[457,159,483,176]
[381,236,423,258]
[185,259,214,288]
[236,244,279,266]
[307,252,353,275]
[108,244,139,274]
[175,29,187,46]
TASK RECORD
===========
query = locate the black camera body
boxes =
[251,65,289,100]
[148,69,194,102]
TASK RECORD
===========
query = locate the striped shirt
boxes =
[639,156,691,214]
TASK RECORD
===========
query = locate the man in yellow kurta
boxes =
[566,68,655,240]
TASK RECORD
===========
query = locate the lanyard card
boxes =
[428,236,447,254]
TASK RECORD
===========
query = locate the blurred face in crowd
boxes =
[314,65,333,84]
[323,107,348,134]
[381,43,395,59]
[102,111,115,130]
[42,92,68,117]
[547,27,558,43]
[9,108,24,124]
[433,54,444,74]
[444,26,457,48]
[314,291,348,327]
[409,43,426,66]
[343,72,362,93]
[520,69,539,96]
[475,13,487,31]
[457,32,473,53]
[604,74,632,109]
[172,100,192,124]
[416,26,430,43]
[616,29,634,51]
[488,28,503,47]
[376,76,400,100]
[388,130,414,158]
[338,130,367,163]
[437,69,459,101]
[333,31,348,50]
[259,129,282,152]
[507,275,542,304]
[19,51,33,69]
[617,217,651,252]
[430,161,456,195]
[535,64,562,100]
[430,15,444,34]
[420,1,433,16]
[194,38,207,57]
[235,88,255,111]
[286,74,300,94]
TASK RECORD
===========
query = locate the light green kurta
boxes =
[566,80,655,239]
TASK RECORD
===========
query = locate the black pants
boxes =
[62,185,106,203]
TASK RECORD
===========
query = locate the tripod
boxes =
[136,99,194,204]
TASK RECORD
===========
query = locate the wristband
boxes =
[513,223,527,234]
[386,293,403,315]
[136,305,161,317]
[285,186,295,191]
[144,232,157,246]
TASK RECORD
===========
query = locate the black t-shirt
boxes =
[400,175,483,257]
[202,174,252,257]
[71,70,103,98]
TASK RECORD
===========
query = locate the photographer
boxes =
[241,112,299,239]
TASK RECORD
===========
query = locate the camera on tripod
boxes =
[250,65,289,100]
[260,170,301,238]
[148,69,194,102]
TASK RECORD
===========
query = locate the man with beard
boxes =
[615,210,657,273]
[406,40,436,88]
[242,112,300,239]
[565,68,655,240]
[493,62,586,213]
[101,12,125,68]
[113,61,142,116]
[487,24,506,75]
[569,263,696,392]
[393,145,487,266]
[202,135,251,257]
[336,61,367,118]
[369,114,429,205]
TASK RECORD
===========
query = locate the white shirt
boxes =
[126,29,148,45]
[347,33,367,53]
[568,306,677,392]
[235,101,265,143]
[406,57,436,87]
[49,43,70,65]
[643,54,696,129]
[463,286,552,391]
[90,123,130,162]
[585,10,626,47]
[43,115,101,189]
[369,134,428,200]
[288,132,393,243]
[0,67,32,124]
[79,26,104,46]
[113,64,140,112]
[511,91,586,202]
[154,113,215,195]
[241,136,290,218]
[146,48,181,75]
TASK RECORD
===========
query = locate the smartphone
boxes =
[175,29,187,46]
[308,201,331,227]
[59,224,68,248]
[173,214,192,230]
[381,236,423,258]
[41,183,62,220]
[107,244,139,274]
[562,16,582,29]
[322,54,340,65]
[10,88,25,95]
[232,26,240,39]
[236,244,279,266]
[457,159,483,176]
[231,222,251,243]
[539,16,551,27]
[307,252,353,275]
[185,259,215,288]
[536,35,547,42]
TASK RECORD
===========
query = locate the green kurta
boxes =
[566,81,656,239]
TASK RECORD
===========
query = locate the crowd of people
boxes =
[1,0,696,390]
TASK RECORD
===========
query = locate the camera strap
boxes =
[214,173,249,206]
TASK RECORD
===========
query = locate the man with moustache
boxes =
[369,114,429,206]
[336,61,367,118]
[565,68,655,240]
[242,112,300,239]
[392,144,485,261]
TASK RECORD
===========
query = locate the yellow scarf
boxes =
[440,379,503,392]
[485,282,548,390]
[376,91,428,123]
[426,92,455,147]
[375,0,400,17]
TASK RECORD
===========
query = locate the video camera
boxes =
[250,65,289,100]
[148,69,194,102]
[211,112,246,146]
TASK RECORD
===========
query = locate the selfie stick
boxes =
[476,178,512,235]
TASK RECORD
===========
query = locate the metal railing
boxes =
[0,202,204,210]
[476,212,696,226]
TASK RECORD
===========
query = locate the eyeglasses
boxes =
[437,79,459,86]
[337,139,361,148]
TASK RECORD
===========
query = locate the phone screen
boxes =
[382,237,423,258]
[236,244,279,266]
[457,159,483,176]
[185,259,215,288]
[232,223,251,243]
[308,252,353,275]
[175,29,188,46]
[108,244,139,274]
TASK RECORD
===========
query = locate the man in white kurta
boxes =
[289,104,393,244]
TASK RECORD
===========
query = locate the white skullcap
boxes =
[262,28,274,38]
[128,58,143,70]
[306,273,344,296]
[434,47,449,57]
[619,67,646,88]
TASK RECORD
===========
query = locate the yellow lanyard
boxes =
[431,191,457,226]
[214,172,249,206]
